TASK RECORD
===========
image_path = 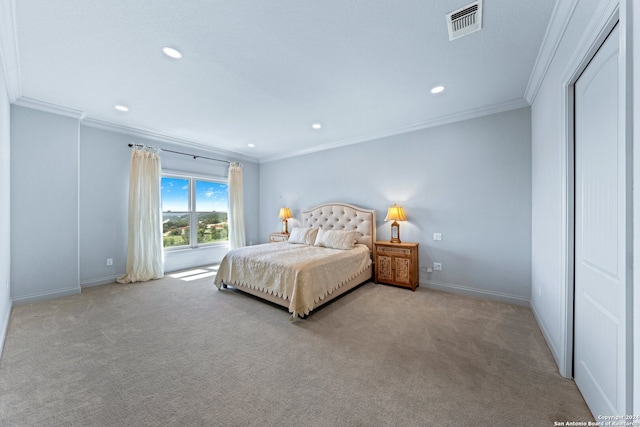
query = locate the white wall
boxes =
[633,0,640,414]
[530,0,631,379]
[531,0,601,373]
[260,107,532,305]
[0,52,11,358]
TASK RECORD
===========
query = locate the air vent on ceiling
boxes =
[446,1,483,41]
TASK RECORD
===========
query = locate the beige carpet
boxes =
[0,267,593,426]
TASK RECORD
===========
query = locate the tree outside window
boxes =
[161,175,228,248]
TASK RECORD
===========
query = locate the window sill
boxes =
[164,242,229,253]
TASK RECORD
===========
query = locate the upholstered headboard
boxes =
[302,203,377,252]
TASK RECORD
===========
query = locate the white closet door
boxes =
[574,24,628,417]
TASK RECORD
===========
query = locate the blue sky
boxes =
[161,177,228,212]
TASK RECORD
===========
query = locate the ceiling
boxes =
[7,0,556,162]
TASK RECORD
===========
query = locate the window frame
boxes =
[161,170,229,251]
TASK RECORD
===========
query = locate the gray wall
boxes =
[0,59,11,357]
[7,102,531,322]
[5,93,530,355]
[79,125,260,286]
[77,125,130,286]
[10,106,260,302]
[10,106,80,303]
[260,107,532,305]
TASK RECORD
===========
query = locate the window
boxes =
[161,175,228,248]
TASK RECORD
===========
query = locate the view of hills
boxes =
[163,211,228,247]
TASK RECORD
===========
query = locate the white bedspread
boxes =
[214,242,371,316]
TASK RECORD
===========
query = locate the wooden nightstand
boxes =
[269,232,290,243]
[374,241,419,291]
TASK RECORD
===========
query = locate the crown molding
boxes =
[13,96,84,119]
[0,0,21,101]
[524,0,580,105]
[14,94,529,166]
[83,117,259,164]
[261,97,530,163]
[13,96,259,164]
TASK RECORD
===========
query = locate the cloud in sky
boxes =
[161,177,228,212]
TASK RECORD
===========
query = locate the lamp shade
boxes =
[279,207,292,220]
[384,204,406,222]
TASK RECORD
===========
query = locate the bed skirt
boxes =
[221,264,372,317]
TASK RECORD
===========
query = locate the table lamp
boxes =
[279,207,292,234]
[384,203,406,243]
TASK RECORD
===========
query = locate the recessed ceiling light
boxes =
[115,105,129,112]
[248,144,255,148]
[162,46,183,59]
[430,85,445,94]
[312,123,322,129]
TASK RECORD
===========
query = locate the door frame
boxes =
[559,0,633,410]
[633,0,640,414]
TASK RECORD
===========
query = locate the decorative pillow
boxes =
[287,227,306,244]
[288,227,319,245]
[313,228,357,250]
[304,227,319,245]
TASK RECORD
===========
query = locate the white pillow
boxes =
[288,227,319,245]
[313,228,356,250]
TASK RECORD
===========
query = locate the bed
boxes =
[214,202,376,317]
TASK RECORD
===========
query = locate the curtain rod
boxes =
[128,143,234,165]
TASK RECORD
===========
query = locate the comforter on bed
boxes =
[214,242,371,316]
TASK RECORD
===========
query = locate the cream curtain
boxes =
[117,146,164,283]
[228,162,246,249]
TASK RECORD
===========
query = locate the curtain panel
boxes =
[228,162,246,249]
[117,146,164,283]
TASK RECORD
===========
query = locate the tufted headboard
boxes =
[302,203,377,253]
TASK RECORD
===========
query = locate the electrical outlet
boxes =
[433,262,442,271]
[433,233,442,241]
[106,258,113,266]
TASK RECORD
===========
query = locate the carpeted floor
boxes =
[0,266,593,426]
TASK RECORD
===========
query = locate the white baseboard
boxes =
[80,265,219,288]
[80,275,120,288]
[530,300,564,376]
[421,279,530,307]
[11,286,81,306]
[0,297,11,361]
